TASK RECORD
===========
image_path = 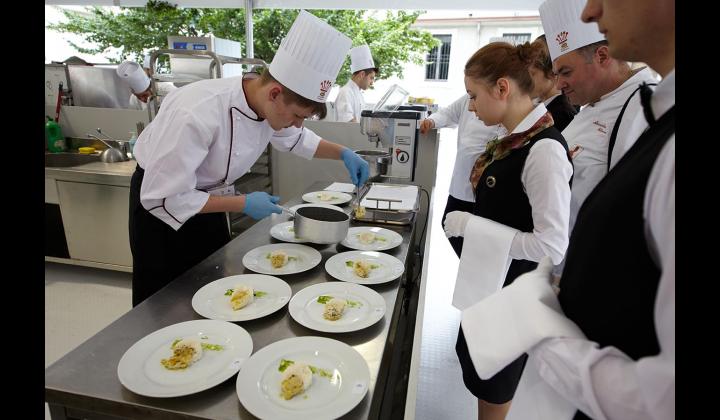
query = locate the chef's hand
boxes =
[340,148,370,187]
[419,118,435,134]
[443,211,472,238]
[243,191,282,220]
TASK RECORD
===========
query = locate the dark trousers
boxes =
[128,166,230,307]
[442,195,475,258]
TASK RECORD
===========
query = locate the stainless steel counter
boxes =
[45,181,422,420]
[45,160,136,187]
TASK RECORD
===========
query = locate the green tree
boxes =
[48,1,439,86]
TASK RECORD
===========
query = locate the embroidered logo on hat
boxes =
[318,80,332,101]
[556,31,570,53]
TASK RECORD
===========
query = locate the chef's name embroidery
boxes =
[593,120,607,134]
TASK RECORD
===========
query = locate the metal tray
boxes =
[351,182,419,225]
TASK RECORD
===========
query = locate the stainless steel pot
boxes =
[293,207,349,244]
[355,149,390,180]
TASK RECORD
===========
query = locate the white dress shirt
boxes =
[527,69,675,420]
[452,104,573,310]
[562,67,657,233]
[428,95,504,202]
[334,79,365,122]
[133,74,321,230]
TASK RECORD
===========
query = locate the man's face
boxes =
[552,50,602,106]
[357,70,376,90]
[266,91,316,131]
[581,0,674,66]
[134,88,152,103]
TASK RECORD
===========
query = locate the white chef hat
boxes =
[269,10,352,103]
[350,45,378,74]
[116,61,150,93]
[539,0,605,62]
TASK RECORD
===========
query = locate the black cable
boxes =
[411,188,431,285]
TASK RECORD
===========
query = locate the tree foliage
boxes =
[48,1,439,86]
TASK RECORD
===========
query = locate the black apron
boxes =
[560,94,674,419]
[456,126,571,403]
[128,166,230,307]
[607,83,657,171]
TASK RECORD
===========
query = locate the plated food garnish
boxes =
[160,336,224,370]
[316,294,363,321]
[357,231,387,244]
[277,358,334,400]
[345,259,380,278]
[265,250,298,268]
[317,192,339,201]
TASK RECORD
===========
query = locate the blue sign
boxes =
[193,44,208,50]
[173,42,188,49]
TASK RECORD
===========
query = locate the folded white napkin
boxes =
[360,185,418,211]
[324,182,356,193]
[505,355,577,420]
[451,215,517,311]
[460,267,585,379]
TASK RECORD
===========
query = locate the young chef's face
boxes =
[552,50,603,106]
[357,71,376,90]
[581,0,674,67]
[464,76,505,126]
[267,90,317,131]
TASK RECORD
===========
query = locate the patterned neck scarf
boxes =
[470,112,555,190]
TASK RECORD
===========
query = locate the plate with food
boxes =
[325,251,404,285]
[236,336,370,420]
[302,191,353,206]
[242,243,322,275]
[117,319,252,398]
[192,274,292,322]
[288,282,386,333]
[340,226,403,251]
[270,221,308,243]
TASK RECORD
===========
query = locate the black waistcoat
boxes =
[558,106,675,419]
[472,126,571,285]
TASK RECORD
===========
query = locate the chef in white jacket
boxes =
[129,11,369,307]
[459,0,674,418]
[334,45,378,122]
[118,56,177,111]
[419,94,504,257]
[539,0,658,237]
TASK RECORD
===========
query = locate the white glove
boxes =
[443,211,472,238]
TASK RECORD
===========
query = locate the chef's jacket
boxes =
[429,95,505,202]
[334,79,365,122]
[463,70,675,420]
[452,103,573,309]
[133,74,321,230]
[562,67,657,232]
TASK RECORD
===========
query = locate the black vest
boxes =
[473,126,571,285]
[559,106,674,419]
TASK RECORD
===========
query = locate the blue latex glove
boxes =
[340,148,370,187]
[243,191,282,220]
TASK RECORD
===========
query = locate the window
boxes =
[501,33,532,45]
[425,35,452,81]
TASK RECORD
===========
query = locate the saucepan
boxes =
[280,206,349,244]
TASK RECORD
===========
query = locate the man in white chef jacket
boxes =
[458,0,674,418]
[335,44,378,122]
[129,11,370,307]
[539,0,657,239]
[118,55,177,110]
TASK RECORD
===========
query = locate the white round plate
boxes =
[302,191,353,205]
[192,274,292,322]
[289,282,386,333]
[340,226,403,251]
[117,319,252,398]
[288,203,344,214]
[242,243,322,275]
[236,336,370,420]
[325,251,405,285]
[270,221,308,243]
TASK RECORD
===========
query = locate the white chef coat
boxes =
[562,67,657,233]
[334,79,365,122]
[452,104,573,309]
[428,95,505,202]
[127,81,178,110]
[463,70,675,420]
[133,74,321,230]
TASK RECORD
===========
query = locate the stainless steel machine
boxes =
[359,108,422,181]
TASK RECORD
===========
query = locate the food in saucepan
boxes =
[346,259,380,278]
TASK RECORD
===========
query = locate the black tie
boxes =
[639,82,655,125]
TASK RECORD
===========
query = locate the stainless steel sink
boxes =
[45,153,102,168]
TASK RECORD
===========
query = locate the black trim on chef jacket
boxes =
[559,104,674,420]
[607,83,658,171]
[456,126,571,404]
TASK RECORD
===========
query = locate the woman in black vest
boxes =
[528,35,578,132]
[444,42,573,420]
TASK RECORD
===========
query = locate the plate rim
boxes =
[288,282,386,333]
[191,274,292,321]
[270,221,308,243]
[324,250,405,285]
